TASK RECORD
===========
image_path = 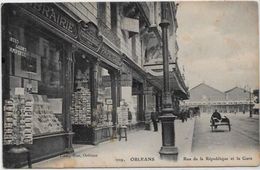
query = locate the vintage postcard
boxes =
[1,0,259,168]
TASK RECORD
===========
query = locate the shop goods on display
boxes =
[3,97,33,145]
[28,94,63,135]
[3,94,64,146]
[71,88,91,125]
[95,112,108,127]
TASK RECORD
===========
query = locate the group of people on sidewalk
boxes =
[150,107,196,131]
[129,107,200,132]
[179,109,197,123]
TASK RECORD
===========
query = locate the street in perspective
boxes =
[192,114,259,154]
[2,1,259,168]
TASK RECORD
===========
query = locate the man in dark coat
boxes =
[151,108,158,131]
[211,109,222,122]
[211,109,230,129]
[128,108,132,122]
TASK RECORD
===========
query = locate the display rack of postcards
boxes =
[117,101,129,126]
[71,87,91,125]
[93,101,109,127]
[99,111,113,127]
[3,96,33,145]
[95,112,106,127]
[26,94,64,135]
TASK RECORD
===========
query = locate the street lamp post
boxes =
[158,2,178,160]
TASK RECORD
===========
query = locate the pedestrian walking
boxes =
[128,108,132,123]
[151,108,158,131]
[125,108,133,130]
[180,109,185,123]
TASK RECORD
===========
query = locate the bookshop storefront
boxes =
[2,3,121,167]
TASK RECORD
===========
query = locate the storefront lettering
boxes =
[79,31,101,51]
[98,45,121,66]
[78,21,103,52]
[23,3,77,36]
[9,47,27,57]
[9,37,27,57]
[9,37,19,44]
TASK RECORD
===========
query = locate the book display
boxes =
[28,95,64,135]
[3,94,64,145]
[71,88,92,125]
[93,103,113,127]
[3,97,33,145]
[71,68,92,125]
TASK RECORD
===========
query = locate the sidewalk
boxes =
[32,118,195,168]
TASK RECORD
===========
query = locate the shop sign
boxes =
[78,21,121,67]
[78,21,103,52]
[15,87,25,96]
[98,44,121,66]
[9,37,37,73]
[20,4,122,67]
[21,3,77,38]
[9,37,27,57]
[9,36,41,80]
[106,99,113,105]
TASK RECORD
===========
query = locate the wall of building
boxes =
[64,3,97,24]
[226,87,250,101]
[64,2,145,68]
[182,83,253,114]
[189,83,226,101]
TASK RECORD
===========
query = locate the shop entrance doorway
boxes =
[71,52,92,144]
[132,79,144,123]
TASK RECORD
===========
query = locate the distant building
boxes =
[253,89,259,114]
[181,83,253,114]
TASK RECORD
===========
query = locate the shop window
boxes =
[71,53,92,126]
[96,66,113,127]
[5,17,64,141]
[39,38,62,97]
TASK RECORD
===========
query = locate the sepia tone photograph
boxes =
[1,0,259,168]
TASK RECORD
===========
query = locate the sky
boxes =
[176,1,259,92]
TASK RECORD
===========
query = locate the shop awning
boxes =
[171,71,189,100]
[146,71,189,100]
